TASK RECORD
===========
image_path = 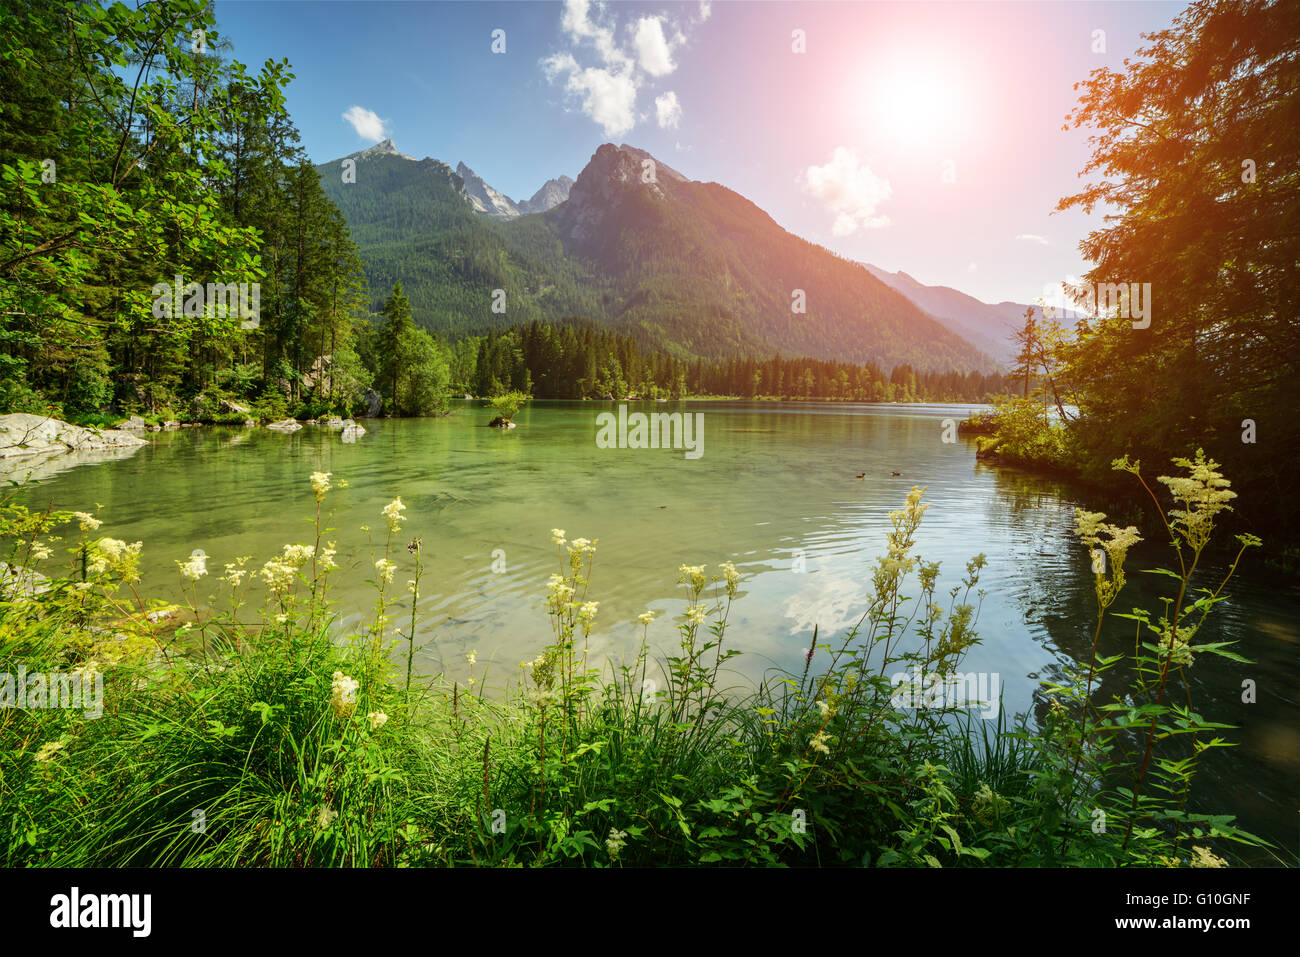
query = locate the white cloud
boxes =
[542,0,697,136]
[798,147,893,236]
[543,54,638,136]
[655,91,682,129]
[342,106,388,141]
[1016,233,1050,245]
[633,17,675,76]
[560,0,631,71]
[968,262,978,273]
[698,1,712,22]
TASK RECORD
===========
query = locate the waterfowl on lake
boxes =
[891,471,901,477]
[855,473,865,479]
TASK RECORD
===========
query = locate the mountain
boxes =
[518,175,574,215]
[541,143,993,370]
[317,141,997,372]
[861,264,1045,365]
[455,162,520,219]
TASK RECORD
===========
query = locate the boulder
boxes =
[324,416,346,429]
[0,413,147,460]
[220,398,251,415]
[340,422,366,442]
[0,562,50,599]
[117,415,147,431]
[362,388,383,418]
[487,417,517,429]
[265,418,303,433]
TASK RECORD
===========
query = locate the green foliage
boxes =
[972,397,1077,473]
[488,391,528,421]
[1055,0,1300,538]
[0,0,371,419]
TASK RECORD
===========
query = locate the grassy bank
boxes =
[0,458,1276,867]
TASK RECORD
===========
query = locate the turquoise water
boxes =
[11,400,1298,855]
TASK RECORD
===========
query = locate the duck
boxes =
[855,473,865,479]
[891,471,901,477]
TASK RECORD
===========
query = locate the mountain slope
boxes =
[455,162,521,219]
[318,148,604,331]
[545,144,995,370]
[862,264,1046,365]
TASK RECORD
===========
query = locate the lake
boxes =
[11,400,1298,857]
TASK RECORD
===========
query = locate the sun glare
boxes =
[867,60,966,148]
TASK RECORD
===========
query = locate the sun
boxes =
[866,59,966,149]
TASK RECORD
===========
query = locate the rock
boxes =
[340,422,366,442]
[324,416,346,429]
[117,415,147,431]
[302,355,333,393]
[463,393,473,400]
[304,418,319,426]
[220,399,251,415]
[487,417,517,429]
[265,418,303,433]
[0,413,148,461]
[0,562,50,599]
[362,388,383,418]
[162,420,180,430]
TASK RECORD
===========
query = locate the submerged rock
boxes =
[487,417,517,429]
[340,421,366,442]
[265,418,303,433]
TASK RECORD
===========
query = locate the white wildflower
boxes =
[310,471,332,502]
[73,511,102,532]
[382,497,406,533]
[330,671,360,718]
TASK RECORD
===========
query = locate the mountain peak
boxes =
[343,138,416,162]
[518,174,574,215]
[615,143,688,182]
[455,162,521,220]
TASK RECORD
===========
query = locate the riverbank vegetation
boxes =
[959,1,1299,541]
[1,455,1275,866]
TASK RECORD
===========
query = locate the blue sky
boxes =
[213,0,1188,307]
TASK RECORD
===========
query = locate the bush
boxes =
[488,390,528,421]
[250,392,290,423]
[973,397,1077,473]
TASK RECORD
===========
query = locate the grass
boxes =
[0,457,1278,867]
